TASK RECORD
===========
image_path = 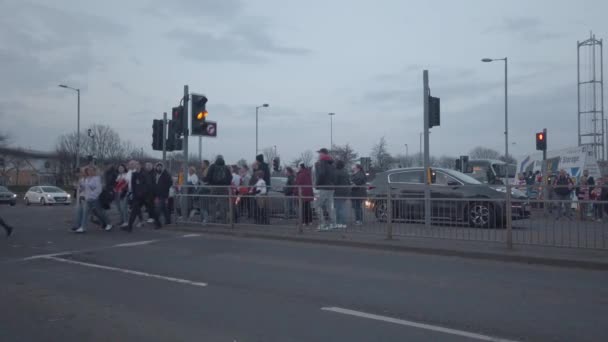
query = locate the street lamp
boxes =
[255,103,270,156]
[404,144,409,167]
[328,112,336,150]
[59,84,81,208]
[482,56,512,247]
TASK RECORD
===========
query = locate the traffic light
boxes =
[172,106,184,136]
[536,131,547,151]
[428,96,440,128]
[191,94,208,136]
[152,119,163,151]
[166,120,183,151]
[273,157,280,172]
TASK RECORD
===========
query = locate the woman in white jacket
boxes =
[72,167,112,233]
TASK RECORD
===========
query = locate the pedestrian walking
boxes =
[256,154,271,187]
[314,148,337,230]
[125,162,160,232]
[238,165,252,219]
[0,215,13,237]
[576,173,591,221]
[114,164,130,227]
[72,166,112,233]
[590,179,603,222]
[283,167,297,219]
[198,161,211,223]
[351,164,367,225]
[295,164,314,226]
[204,155,233,224]
[153,162,173,225]
[544,170,555,215]
[553,169,574,220]
[231,165,242,222]
[334,160,351,228]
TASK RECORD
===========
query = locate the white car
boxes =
[24,186,72,206]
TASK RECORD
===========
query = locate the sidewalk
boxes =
[170,222,608,270]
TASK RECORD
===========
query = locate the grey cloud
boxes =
[484,16,564,42]
[145,0,242,20]
[0,1,128,96]
[167,24,310,63]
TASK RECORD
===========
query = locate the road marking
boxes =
[113,240,159,247]
[45,256,208,287]
[182,234,201,238]
[321,307,519,342]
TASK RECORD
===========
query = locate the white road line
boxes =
[182,234,201,238]
[321,307,520,342]
[22,252,70,261]
[46,256,208,287]
[113,240,159,247]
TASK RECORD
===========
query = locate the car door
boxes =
[28,187,38,202]
[388,170,425,220]
[431,171,464,221]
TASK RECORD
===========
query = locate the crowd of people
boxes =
[517,168,608,222]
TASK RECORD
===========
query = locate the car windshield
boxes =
[493,164,517,178]
[41,186,63,193]
[0,186,8,192]
[441,169,483,185]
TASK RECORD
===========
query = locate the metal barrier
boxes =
[171,184,608,250]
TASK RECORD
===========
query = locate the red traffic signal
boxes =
[536,131,547,151]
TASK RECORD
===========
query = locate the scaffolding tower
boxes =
[578,32,605,161]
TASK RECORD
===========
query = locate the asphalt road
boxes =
[1,204,607,341]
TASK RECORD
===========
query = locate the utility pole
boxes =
[181,85,189,218]
[423,70,431,227]
[162,112,167,163]
[198,136,202,163]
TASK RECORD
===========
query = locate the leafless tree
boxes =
[371,137,393,172]
[263,147,280,166]
[331,143,359,167]
[469,146,501,160]
[437,156,457,169]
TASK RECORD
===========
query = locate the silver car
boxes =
[24,186,72,206]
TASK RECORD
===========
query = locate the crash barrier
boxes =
[172,185,608,250]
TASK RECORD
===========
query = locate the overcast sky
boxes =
[1,0,607,163]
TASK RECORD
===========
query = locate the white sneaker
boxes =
[317,225,329,231]
[136,222,143,228]
[120,222,128,228]
[104,224,113,231]
[74,227,85,233]
[147,218,155,223]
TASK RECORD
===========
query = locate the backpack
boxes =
[212,165,228,185]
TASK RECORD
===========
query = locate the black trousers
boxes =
[155,197,171,224]
[302,201,313,224]
[0,215,11,232]
[129,197,160,229]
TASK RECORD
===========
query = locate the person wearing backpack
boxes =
[553,169,574,220]
[315,148,337,230]
[205,155,233,223]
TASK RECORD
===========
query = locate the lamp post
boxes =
[482,57,512,248]
[59,84,81,209]
[328,112,335,150]
[255,103,270,156]
[404,144,409,167]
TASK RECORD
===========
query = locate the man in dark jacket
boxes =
[204,155,232,223]
[126,162,161,231]
[0,215,13,237]
[256,154,271,187]
[315,148,336,230]
[334,160,351,227]
[350,164,367,225]
[153,162,173,225]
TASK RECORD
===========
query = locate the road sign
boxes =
[202,121,217,137]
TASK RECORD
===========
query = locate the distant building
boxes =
[0,147,60,186]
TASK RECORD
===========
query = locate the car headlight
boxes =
[365,200,372,208]
[47,194,52,198]
[66,194,71,198]
[494,187,507,193]
[12,194,17,198]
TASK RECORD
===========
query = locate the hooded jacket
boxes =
[256,154,271,186]
[153,163,173,198]
[315,154,336,189]
[205,157,232,186]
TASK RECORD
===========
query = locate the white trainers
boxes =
[74,227,85,233]
[104,224,113,231]
[120,222,128,228]
[317,225,329,231]
[147,218,155,224]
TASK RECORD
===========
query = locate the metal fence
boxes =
[172,184,608,250]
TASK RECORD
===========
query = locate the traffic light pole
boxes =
[182,85,189,220]
[423,70,431,227]
[162,112,167,163]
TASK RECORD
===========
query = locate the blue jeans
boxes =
[75,199,108,229]
[317,190,336,226]
[116,194,128,224]
[335,199,348,225]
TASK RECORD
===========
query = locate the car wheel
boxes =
[40,198,46,206]
[467,202,494,228]
[374,201,388,222]
[25,197,30,206]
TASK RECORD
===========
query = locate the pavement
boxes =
[1,204,608,341]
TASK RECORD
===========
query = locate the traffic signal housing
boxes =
[152,119,164,151]
[536,131,547,151]
[166,120,183,151]
[428,96,440,128]
[172,105,184,136]
[191,94,208,136]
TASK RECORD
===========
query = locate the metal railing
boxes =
[169,184,608,250]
